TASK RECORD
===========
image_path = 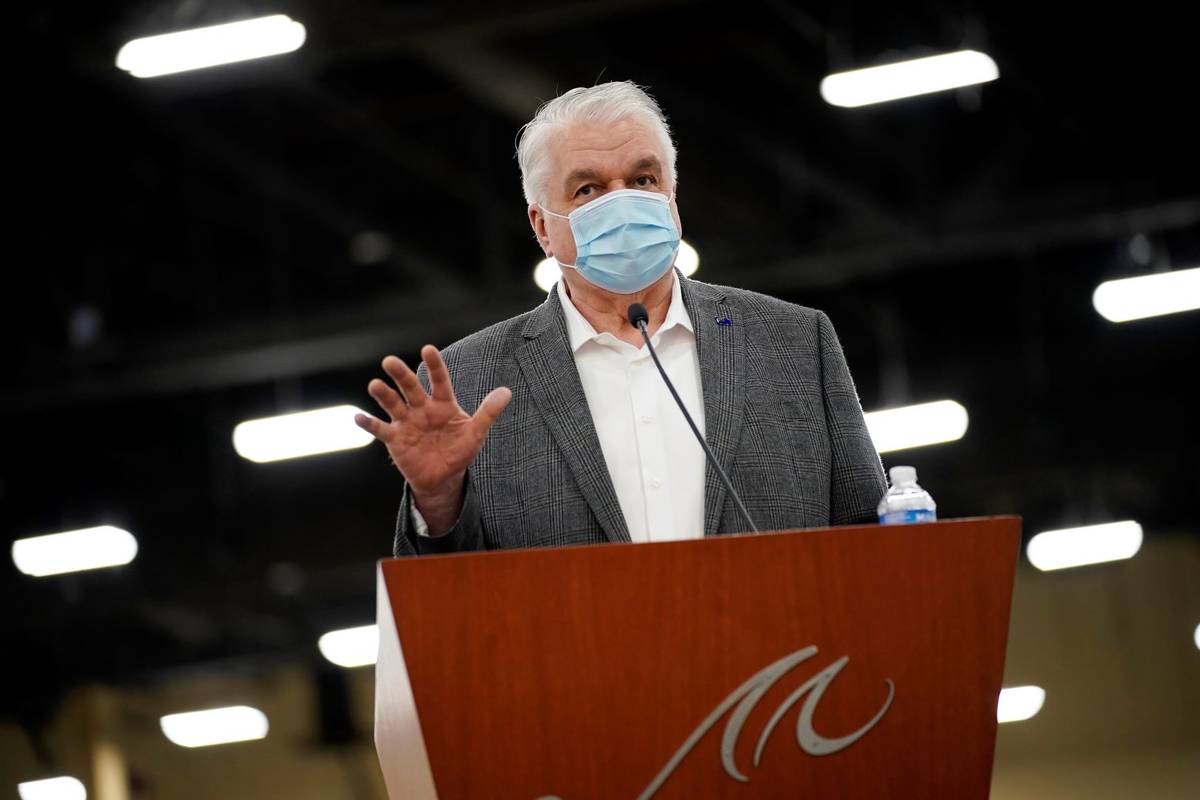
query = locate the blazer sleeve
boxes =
[393,469,485,557]
[817,310,887,525]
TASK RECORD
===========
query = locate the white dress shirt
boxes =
[416,274,707,542]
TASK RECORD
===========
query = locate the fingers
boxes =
[367,378,407,422]
[470,386,513,436]
[422,345,457,404]
[354,412,389,440]
[381,355,426,408]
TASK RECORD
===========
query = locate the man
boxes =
[353,81,886,557]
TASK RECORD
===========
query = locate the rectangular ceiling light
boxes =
[821,50,999,108]
[997,686,1045,723]
[233,405,373,463]
[1026,521,1143,571]
[17,778,87,800]
[160,706,269,748]
[12,526,138,577]
[1092,266,1200,322]
[318,624,379,668]
[116,14,306,78]
[863,400,969,453]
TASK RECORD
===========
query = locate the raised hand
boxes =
[355,345,512,530]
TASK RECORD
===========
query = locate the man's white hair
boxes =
[516,81,677,208]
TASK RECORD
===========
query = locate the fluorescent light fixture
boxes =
[532,240,700,292]
[675,241,700,277]
[1027,520,1143,571]
[17,777,86,800]
[1194,623,1200,651]
[160,705,268,748]
[997,685,1045,723]
[116,14,306,78]
[12,526,137,578]
[533,257,560,293]
[318,624,379,668]
[863,400,969,453]
[821,49,999,108]
[1092,266,1200,322]
[233,405,373,463]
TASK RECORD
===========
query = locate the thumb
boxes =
[470,386,513,435]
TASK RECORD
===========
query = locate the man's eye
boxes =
[635,175,657,187]
[575,185,594,197]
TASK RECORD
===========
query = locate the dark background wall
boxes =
[4,2,1198,796]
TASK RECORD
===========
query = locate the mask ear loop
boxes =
[534,205,579,271]
[538,204,570,220]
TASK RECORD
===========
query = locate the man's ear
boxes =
[528,203,552,255]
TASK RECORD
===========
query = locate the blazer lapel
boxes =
[515,289,632,544]
[680,275,747,535]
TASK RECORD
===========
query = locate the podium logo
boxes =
[538,645,894,800]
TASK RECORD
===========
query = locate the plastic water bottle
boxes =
[877,466,937,524]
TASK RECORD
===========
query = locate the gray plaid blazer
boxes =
[392,272,885,557]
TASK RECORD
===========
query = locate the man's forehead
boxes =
[549,119,666,174]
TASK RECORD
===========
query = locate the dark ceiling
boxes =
[4,0,1197,734]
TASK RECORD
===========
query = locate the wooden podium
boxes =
[374,517,1021,799]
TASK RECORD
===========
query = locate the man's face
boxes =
[529,116,681,269]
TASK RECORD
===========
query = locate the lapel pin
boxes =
[715,316,733,327]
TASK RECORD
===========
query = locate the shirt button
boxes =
[640,415,654,424]
[650,478,662,489]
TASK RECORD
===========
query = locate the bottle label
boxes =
[879,509,937,525]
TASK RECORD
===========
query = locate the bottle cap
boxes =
[889,465,917,485]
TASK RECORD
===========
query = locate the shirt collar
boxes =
[556,272,695,353]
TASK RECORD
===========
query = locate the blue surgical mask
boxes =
[540,188,680,294]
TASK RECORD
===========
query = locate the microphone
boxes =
[627,303,759,533]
